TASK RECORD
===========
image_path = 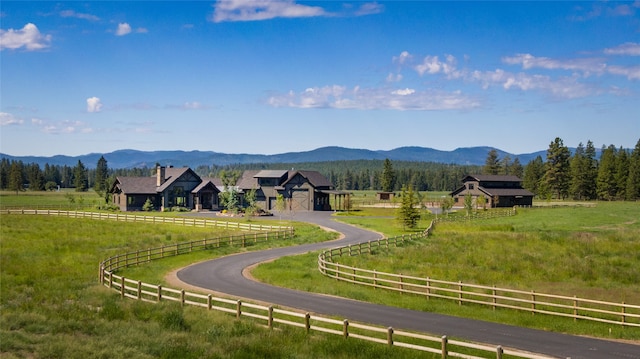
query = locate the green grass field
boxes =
[253,201,640,341]
[1,212,438,358]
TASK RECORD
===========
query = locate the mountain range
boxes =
[0,146,549,169]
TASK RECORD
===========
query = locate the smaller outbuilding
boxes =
[450,175,534,208]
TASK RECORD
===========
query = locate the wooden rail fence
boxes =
[0,209,294,233]
[98,234,555,359]
[318,221,640,328]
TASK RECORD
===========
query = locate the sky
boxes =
[1,1,639,157]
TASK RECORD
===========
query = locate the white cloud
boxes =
[0,112,24,126]
[415,55,459,77]
[211,0,326,22]
[59,10,100,21]
[354,2,384,16]
[115,23,132,36]
[386,73,403,82]
[268,85,479,111]
[392,88,415,96]
[393,51,412,65]
[604,42,640,56]
[607,65,640,80]
[502,53,607,76]
[86,97,103,113]
[0,23,51,51]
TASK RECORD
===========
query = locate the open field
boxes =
[1,213,433,358]
[253,202,640,341]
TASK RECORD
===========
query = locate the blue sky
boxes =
[1,1,639,157]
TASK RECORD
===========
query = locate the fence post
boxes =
[343,319,349,338]
[374,270,377,289]
[441,335,448,359]
[492,286,497,310]
[305,313,311,333]
[120,277,126,298]
[426,277,430,299]
[622,301,626,324]
[236,300,242,319]
[158,285,162,302]
[399,273,404,294]
[531,290,536,315]
[573,296,578,321]
[207,294,212,310]
[268,306,274,329]
[137,281,142,300]
[181,290,185,306]
[458,281,462,305]
[496,345,503,359]
[387,327,394,346]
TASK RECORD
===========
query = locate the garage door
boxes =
[291,189,309,211]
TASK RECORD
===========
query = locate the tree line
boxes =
[2,137,638,201]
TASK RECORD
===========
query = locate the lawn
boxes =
[252,202,640,340]
[1,213,435,358]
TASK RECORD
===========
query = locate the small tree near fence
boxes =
[397,185,420,229]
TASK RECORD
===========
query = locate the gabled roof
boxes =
[237,170,260,189]
[113,177,157,194]
[192,178,220,194]
[284,170,333,188]
[463,175,523,183]
[157,167,200,192]
[254,170,288,179]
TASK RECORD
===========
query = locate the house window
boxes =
[468,184,474,190]
[170,186,187,207]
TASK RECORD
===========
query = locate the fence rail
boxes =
[100,263,554,359]
[0,209,293,232]
[318,221,640,328]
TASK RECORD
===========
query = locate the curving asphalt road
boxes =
[177,211,639,359]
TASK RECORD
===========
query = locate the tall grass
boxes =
[253,202,640,340]
[1,214,432,358]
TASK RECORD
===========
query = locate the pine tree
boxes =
[543,137,571,199]
[508,157,524,178]
[95,156,109,194]
[596,145,617,200]
[8,161,25,194]
[381,158,395,192]
[73,160,88,192]
[397,185,420,229]
[26,163,44,191]
[0,158,10,189]
[570,142,592,200]
[483,149,500,175]
[615,147,629,200]
[626,139,640,200]
[583,141,598,199]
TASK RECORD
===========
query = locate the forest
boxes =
[1,138,639,201]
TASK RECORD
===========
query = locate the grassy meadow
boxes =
[0,206,431,358]
[253,201,640,341]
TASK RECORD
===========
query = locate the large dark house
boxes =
[110,165,348,212]
[450,175,534,208]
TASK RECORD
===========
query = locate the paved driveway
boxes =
[178,211,639,359]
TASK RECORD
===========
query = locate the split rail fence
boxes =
[318,222,640,328]
[1,209,567,357]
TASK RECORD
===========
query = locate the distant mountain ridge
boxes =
[0,146,548,169]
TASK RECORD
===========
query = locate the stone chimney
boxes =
[156,165,165,186]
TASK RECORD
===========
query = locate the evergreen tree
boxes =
[508,157,524,178]
[381,158,395,192]
[569,142,595,200]
[8,161,25,194]
[73,160,89,192]
[596,145,617,200]
[626,139,640,200]
[95,156,109,194]
[583,141,598,199]
[543,137,571,199]
[483,149,500,175]
[26,163,45,191]
[0,158,11,189]
[615,146,629,200]
[396,185,420,229]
